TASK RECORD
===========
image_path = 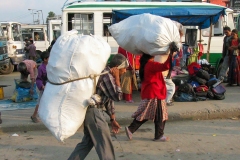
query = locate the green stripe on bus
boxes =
[201,53,221,66]
[67,4,222,9]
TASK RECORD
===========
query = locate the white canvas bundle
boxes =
[109,13,181,55]
[38,30,111,142]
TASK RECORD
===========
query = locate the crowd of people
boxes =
[16,38,56,123]
[219,26,240,86]
[8,26,239,160]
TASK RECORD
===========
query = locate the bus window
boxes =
[237,16,240,31]
[52,24,61,40]
[68,13,94,35]
[103,13,112,37]
[34,32,44,41]
[202,16,224,37]
[11,23,22,41]
[22,28,32,40]
[227,13,235,30]
[213,16,223,36]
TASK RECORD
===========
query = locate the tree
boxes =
[46,11,56,23]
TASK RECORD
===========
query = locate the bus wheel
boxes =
[0,61,14,74]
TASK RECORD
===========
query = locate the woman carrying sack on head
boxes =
[124,42,177,142]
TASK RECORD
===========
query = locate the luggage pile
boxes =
[173,62,226,102]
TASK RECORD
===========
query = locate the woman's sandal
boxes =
[31,116,39,123]
[153,136,170,142]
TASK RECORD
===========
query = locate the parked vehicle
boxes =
[47,19,61,43]
[0,22,24,73]
[21,24,49,61]
[0,23,12,74]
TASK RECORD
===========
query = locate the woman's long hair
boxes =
[139,54,154,82]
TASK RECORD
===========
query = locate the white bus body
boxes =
[21,24,49,54]
[0,22,25,65]
[48,20,62,43]
[61,2,235,66]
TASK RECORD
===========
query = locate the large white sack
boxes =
[38,30,111,142]
[109,13,181,55]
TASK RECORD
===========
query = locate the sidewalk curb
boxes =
[1,108,239,134]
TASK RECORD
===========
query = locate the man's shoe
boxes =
[167,102,174,106]
[125,126,133,140]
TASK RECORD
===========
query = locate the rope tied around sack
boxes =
[47,71,109,94]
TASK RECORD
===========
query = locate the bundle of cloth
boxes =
[11,79,38,102]
[38,30,111,142]
[109,13,181,56]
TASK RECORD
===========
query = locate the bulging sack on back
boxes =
[38,30,111,142]
[108,13,181,55]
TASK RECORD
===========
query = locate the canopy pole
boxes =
[207,19,213,62]
[199,29,202,44]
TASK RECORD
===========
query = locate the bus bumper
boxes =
[9,54,26,65]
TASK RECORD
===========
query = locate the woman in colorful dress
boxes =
[118,47,138,103]
[125,50,173,142]
[227,29,240,86]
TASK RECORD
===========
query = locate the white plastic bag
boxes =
[38,30,111,142]
[109,13,181,55]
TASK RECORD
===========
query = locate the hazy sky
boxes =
[0,0,68,24]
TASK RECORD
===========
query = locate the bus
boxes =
[21,24,49,59]
[0,22,24,71]
[61,1,235,72]
[48,20,62,43]
[0,23,12,74]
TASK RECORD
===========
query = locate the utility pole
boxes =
[28,9,34,24]
[37,11,40,24]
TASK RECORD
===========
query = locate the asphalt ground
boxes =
[0,72,240,133]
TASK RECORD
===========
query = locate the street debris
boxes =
[12,133,19,136]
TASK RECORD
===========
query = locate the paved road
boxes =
[0,119,239,160]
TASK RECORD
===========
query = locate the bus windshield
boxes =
[52,24,61,40]
[53,30,61,40]
[11,23,23,41]
[22,28,32,40]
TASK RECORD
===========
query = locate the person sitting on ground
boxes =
[68,54,128,160]
[31,51,50,123]
[125,49,173,142]
[17,60,38,95]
